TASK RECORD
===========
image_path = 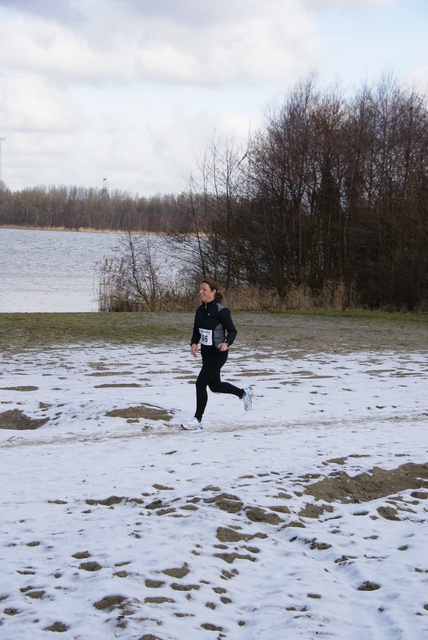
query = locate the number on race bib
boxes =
[199,328,213,346]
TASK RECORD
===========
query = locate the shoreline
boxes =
[1,225,200,237]
[0,224,154,235]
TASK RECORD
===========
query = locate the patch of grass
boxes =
[286,309,428,323]
[0,310,427,355]
[0,312,193,352]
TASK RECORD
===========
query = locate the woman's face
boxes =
[199,282,216,304]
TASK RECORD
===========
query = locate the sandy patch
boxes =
[305,462,428,503]
[105,403,173,422]
[0,409,49,430]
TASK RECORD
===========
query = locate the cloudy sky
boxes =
[0,0,426,196]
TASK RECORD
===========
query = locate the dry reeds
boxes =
[98,252,359,313]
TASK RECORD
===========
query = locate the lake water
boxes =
[0,228,122,312]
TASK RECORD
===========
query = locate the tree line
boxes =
[174,75,428,311]
[2,75,428,311]
[0,185,186,233]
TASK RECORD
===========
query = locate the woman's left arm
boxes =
[219,308,237,347]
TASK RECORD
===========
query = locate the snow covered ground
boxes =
[1,336,428,639]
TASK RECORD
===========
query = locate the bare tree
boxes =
[169,133,249,290]
[97,232,194,311]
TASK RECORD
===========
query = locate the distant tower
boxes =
[102,177,107,195]
[0,138,5,184]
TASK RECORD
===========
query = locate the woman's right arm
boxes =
[190,309,200,356]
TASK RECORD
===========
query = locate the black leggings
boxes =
[195,348,244,421]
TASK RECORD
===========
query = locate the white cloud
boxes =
[0,0,318,87]
[0,0,318,192]
[0,74,85,132]
[0,17,122,85]
[0,0,424,195]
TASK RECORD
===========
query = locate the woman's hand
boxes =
[191,343,198,357]
[218,342,229,352]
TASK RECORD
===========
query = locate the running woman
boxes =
[183,278,253,430]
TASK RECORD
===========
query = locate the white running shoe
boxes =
[182,417,203,430]
[241,387,254,411]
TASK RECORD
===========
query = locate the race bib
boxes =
[199,328,213,346]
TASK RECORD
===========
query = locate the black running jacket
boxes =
[191,300,238,350]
